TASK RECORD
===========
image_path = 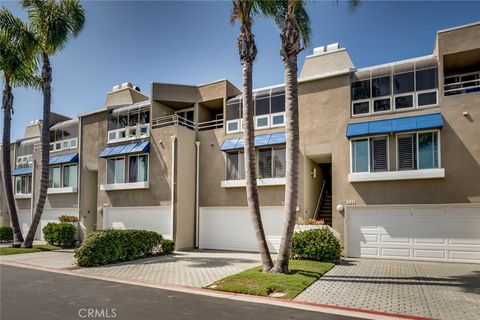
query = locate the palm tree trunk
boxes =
[2,80,24,245]
[242,60,274,272]
[22,53,51,248]
[271,54,300,274]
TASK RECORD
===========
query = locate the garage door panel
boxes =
[199,207,282,253]
[347,205,480,263]
[104,207,172,239]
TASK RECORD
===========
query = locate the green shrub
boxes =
[290,228,341,262]
[42,222,76,248]
[74,229,169,267]
[58,215,79,223]
[162,239,175,254]
[0,226,13,242]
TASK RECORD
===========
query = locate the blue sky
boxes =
[2,0,479,140]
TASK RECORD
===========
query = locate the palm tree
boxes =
[21,0,85,248]
[269,0,360,274]
[0,9,39,246]
[230,0,276,271]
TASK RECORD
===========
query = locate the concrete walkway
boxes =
[296,259,480,320]
[74,250,263,287]
[0,249,76,269]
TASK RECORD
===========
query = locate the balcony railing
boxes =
[151,114,196,130]
[197,118,224,131]
[151,114,224,131]
[444,71,480,96]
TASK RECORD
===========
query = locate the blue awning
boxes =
[220,132,286,151]
[49,152,79,165]
[346,113,443,138]
[11,167,32,176]
[98,141,150,158]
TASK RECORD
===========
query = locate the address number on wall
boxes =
[345,200,356,205]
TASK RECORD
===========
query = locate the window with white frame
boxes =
[15,175,32,195]
[48,164,78,188]
[397,131,439,171]
[106,154,149,184]
[63,164,78,188]
[351,136,388,173]
[108,110,149,143]
[351,64,438,116]
[225,146,285,180]
[225,87,286,134]
[50,124,78,152]
[16,142,34,166]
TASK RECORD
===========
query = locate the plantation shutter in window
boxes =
[226,152,239,180]
[398,134,416,170]
[273,148,286,178]
[352,139,369,173]
[418,132,439,169]
[238,152,245,180]
[370,137,388,171]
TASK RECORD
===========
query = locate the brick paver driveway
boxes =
[74,250,262,288]
[296,259,480,319]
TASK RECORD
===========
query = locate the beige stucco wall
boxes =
[197,129,286,208]
[174,126,196,249]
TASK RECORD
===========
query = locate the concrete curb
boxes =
[0,260,435,320]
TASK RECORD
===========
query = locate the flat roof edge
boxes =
[437,21,480,34]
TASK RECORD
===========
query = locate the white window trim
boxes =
[270,112,286,128]
[254,115,270,130]
[416,89,438,108]
[48,186,78,194]
[127,153,150,183]
[351,99,371,117]
[49,165,62,189]
[226,119,241,134]
[100,181,149,191]
[48,163,79,191]
[107,124,149,144]
[349,168,445,182]
[16,155,32,166]
[371,96,392,114]
[395,129,441,171]
[14,174,32,196]
[105,154,149,186]
[221,177,286,188]
[393,93,415,110]
[350,135,389,173]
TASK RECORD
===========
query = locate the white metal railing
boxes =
[444,71,480,96]
[151,114,196,130]
[197,118,224,131]
[314,179,326,220]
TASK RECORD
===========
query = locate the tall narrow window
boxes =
[258,148,272,178]
[273,148,286,178]
[418,132,439,169]
[129,155,149,182]
[63,164,78,187]
[226,152,239,180]
[397,134,416,170]
[370,137,388,171]
[49,166,61,188]
[107,158,125,184]
[351,139,369,173]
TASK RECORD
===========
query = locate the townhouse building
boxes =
[1,22,479,263]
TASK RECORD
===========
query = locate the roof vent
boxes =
[313,46,325,55]
[326,43,340,52]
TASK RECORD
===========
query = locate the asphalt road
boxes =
[1,265,361,320]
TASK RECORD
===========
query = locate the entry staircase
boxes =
[318,192,332,226]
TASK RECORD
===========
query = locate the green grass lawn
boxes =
[207,260,334,299]
[0,244,60,256]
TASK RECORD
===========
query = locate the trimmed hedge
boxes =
[0,226,13,242]
[290,228,341,262]
[162,239,175,254]
[74,229,174,267]
[43,222,76,248]
[58,215,79,223]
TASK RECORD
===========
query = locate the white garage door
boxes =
[103,206,172,239]
[17,209,79,240]
[346,205,480,263]
[199,207,283,252]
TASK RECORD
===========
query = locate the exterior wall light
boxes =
[336,204,344,212]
